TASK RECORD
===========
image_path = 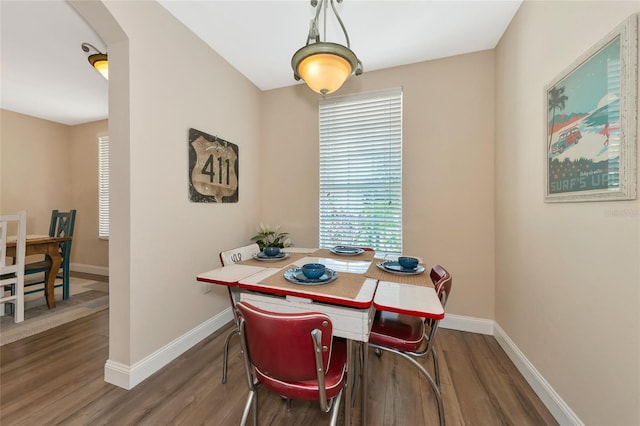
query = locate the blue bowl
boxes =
[263,246,281,257]
[398,256,419,269]
[301,263,326,279]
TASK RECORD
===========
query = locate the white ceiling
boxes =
[0,0,109,126]
[0,0,521,126]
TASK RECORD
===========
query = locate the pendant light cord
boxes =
[307,0,351,48]
[329,0,350,48]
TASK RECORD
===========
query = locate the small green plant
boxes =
[250,223,292,251]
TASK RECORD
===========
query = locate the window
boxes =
[98,136,109,238]
[319,88,402,254]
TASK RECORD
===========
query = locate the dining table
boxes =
[196,247,444,425]
[5,235,71,309]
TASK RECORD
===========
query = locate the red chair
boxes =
[236,302,347,426]
[368,264,452,426]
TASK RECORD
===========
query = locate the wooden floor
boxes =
[0,309,557,426]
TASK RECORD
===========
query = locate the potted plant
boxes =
[250,223,292,252]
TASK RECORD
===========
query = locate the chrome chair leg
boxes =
[350,343,359,408]
[240,389,256,426]
[432,346,441,389]
[221,327,239,384]
[252,390,258,426]
[362,343,369,426]
[329,388,343,426]
[370,344,445,426]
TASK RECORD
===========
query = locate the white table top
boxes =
[196,254,444,318]
[373,280,444,320]
[196,263,266,286]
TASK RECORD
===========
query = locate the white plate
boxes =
[283,267,338,285]
[252,252,291,262]
[329,246,365,256]
[376,261,425,275]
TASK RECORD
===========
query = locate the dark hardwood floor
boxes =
[0,308,557,425]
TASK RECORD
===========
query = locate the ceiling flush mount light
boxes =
[81,42,108,80]
[291,0,362,95]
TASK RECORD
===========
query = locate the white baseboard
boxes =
[436,314,581,425]
[70,263,109,276]
[102,308,580,425]
[104,307,233,390]
[493,323,583,425]
[440,313,494,335]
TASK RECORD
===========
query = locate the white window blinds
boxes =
[98,136,109,238]
[319,88,402,254]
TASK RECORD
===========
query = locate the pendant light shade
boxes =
[81,43,109,80]
[292,0,362,95]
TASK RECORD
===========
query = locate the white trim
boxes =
[440,313,494,335]
[493,323,584,426]
[70,262,109,276]
[104,308,234,390]
[103,359,130,389]
[102,307,582,426]
[439,314,582,425]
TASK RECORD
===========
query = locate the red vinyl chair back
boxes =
[238,302,333,382]
[430,264,447,286]
[435,270,452,308]
[431,263,452,307]
[235,302,346,425]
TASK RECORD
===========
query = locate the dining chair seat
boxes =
[369,311,425,353]
[255,338,347,401]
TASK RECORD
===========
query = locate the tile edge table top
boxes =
[373,280,444,320]
[196,264,267,286]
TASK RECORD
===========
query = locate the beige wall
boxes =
[260,51,496,320]
[12,1,639,422]
[495,3,639,425]
[1,110,109,269]
[1,110,72,233]
[70,119,109,269]
[74,0,263,366]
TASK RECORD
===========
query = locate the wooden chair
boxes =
[1,211,27,323]
[368,264,452,426]
[23,209,76,300]
[218,243,260,384]
[236,301,347,426]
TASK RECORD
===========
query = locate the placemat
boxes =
[311,248,376,262]
[238,252,307,267]
[365,261,434,287]
[260,263,367,299]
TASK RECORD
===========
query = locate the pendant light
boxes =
[291,0,362,95]
[81,42,108,80]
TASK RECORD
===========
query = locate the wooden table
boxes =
[6,236,71,309]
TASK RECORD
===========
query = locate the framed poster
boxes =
[188,128,239,203]
[544,14,637,202]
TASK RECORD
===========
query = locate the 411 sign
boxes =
[188,128,239,203]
